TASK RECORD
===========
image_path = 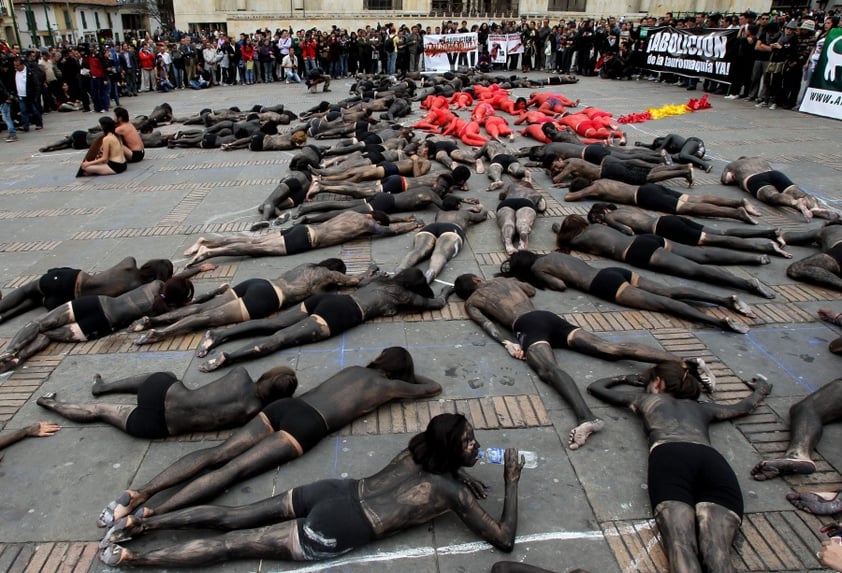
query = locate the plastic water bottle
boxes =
[480,447,538,469]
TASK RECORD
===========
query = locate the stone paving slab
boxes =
[0,74,841,573]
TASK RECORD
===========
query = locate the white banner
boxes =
[488,34,508,64]
[506,33,524,55]
[799,29,842,120]
[422,33,478,73]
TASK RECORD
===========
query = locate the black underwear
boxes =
[303,293,364,334]
[419,222,466,241]
[39,267,81,310]
[582,144,610,165]
[364,144,386,156]
[261,397,328,451]
[648,442,743,517]
[71,130,89,149]
[354,120,370,134]
[654,216,704,245]
[826,242,842,266]
[367,193,397,213]
[307,118,323,137]
[512,310,577,350]
[292,478,375,560]
[284,176,307,206]
[431,140,459,155]
[381,175,407,194]
[130,149,145,163]
[496,197,535,212]
[625,235,666,267]
[233,278,281,319]
[125,372,178,439]
[745,170,793,196]
[326,110,341,121]
[201,132,220,148]
[635,184,681,212]
[365,149,386,164]
[491,154,517,171]
[107,160,128,174]
[71,296,113,340]
[357,131,382,145]
[281,225,313,255]
[602,159,648,185]
[379,161,399,177]
[589,267,633,302]
[249,133,265,151]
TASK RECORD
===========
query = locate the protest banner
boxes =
[642,26,736,82]
[488,34,508,64]
[423,33,478,73]
[799,28,842,120]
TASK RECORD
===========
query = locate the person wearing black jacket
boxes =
[0,59,18,142]
[12,56,42,131]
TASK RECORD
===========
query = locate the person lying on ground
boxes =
[564,178,761,224]
[183,210,422,267]
[36,366,297,438]
[587,203,789,257]
[553,215,776,299]
[721,156,840,221]
[453,274,702,449]
[498,250,753,334]
[195,268,452,372]
[99,412,523,568]
[396,202,489,282]
[588,365,771,573]
[783,222,842,291]
[130,259,364,345]
[96,347,443,527]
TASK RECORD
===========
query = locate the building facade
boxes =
[11,0,125,47]
[173,0,774,37]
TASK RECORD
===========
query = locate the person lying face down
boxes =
[99,411,524,567]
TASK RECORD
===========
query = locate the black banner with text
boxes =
[642,26,737,82]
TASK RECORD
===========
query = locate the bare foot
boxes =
[475,158,485,174]
[786,491,842,515]
[813,208,840,221]
[101,515,143,547]
[487,180,505,191]
[725,317,750,334]
[686,165,695,187]
[127,316,151,332]
[738,207,759,225]
[523,169,533,183]
[199,352,227,372]
[568,418,604,450]
[100,545,132,566]
[183,237,206,256]
[91,374,106,396]
[796,198,814,222]
[771,242,792,258]
[186,245,210,268]
[742,199,762,217]
[686,357,716,393]
[751,457,816,481]
[660,148,673,165]
[729,295,756,318]
[774,228,786,246]
[751,278,776,299]
[249,221,271,231]
[98,490,139,528]
[818,308,842,325]
[135,330,163,346]
[36,392,57,407]
[195,330,219,358]
[759,254,770,265]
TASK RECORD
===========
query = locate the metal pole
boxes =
[25,0,38,47]
[10,0,24,46]
[41,0,52,46]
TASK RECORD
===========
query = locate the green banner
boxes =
[800,28,842,120]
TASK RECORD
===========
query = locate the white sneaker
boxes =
[755,101,767,108]
[724,94,739,100]
[769,104,777,110]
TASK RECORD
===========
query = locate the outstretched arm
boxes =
[173,263,218,280]
[587,374,645,408]
[465,303,522,358]
[0,422,61,453]
[700,376,772,421]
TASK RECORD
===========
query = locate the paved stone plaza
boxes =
[0,74,840,573]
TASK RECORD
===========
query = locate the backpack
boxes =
[385,36,395,53]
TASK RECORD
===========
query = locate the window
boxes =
[94,11,100,28]
[81,11,87,28]
[107,13,112,28]
[548,0,585,10]
[364,0,401,9]
[63,9,72,28]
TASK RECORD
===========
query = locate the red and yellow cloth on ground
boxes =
[618,95,711,124]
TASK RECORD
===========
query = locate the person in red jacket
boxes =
[240,39,255,84]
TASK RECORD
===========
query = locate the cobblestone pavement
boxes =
[0,74,840,573]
